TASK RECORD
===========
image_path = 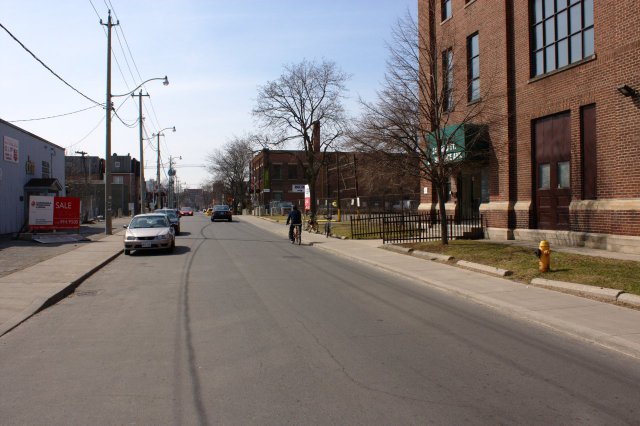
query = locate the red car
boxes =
[179,206,194,216]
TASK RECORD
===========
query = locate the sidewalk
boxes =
[0,219,129,336]
[2,215,640,362]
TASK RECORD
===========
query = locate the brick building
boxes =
[419,0,640,253]
[250,149,420,214]
[65,153,141,218]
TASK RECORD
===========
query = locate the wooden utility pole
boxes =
[132,90,149,214]
[101,10,118,234]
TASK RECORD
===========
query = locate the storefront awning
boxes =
[24,178,62,192]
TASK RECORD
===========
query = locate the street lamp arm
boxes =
[112,76,169,98]
[153,126,176,137]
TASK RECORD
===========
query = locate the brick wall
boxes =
[419,0,640,238]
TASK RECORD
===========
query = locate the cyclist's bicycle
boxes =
[291,224,302,245]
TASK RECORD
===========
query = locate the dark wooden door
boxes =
[534,113,571,230]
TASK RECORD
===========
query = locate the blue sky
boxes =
[0,0,416,187]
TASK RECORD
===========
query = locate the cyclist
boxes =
[286,205,302,243]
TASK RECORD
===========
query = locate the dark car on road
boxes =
[210,205,232,222]
[154,208,181,234]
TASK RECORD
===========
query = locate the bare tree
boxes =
[350,8,493,244]
[206,136,254,212]
[253,59,350,216]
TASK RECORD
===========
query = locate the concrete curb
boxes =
[412,250,453,262]
[618,293,640,308]
[457,260,513,277]
[531,278,623,301]
[382,244,413,254]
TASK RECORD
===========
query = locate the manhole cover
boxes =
[75,289,100,296]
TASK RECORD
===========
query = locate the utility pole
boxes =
[101,10,119,234]
[75,150,88,183]
[132,90,149,214]
[167,155,181,208]
[156,132,161,209]
[153,126,176,209]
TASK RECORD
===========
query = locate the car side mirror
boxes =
[123,225,128,229]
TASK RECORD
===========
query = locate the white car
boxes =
[123,214,175,255]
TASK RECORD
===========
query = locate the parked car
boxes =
[123,214,175,255]
[154,208,181,234]
[210,205,232,222]
[205,208,213,216]
[179,206,194,216]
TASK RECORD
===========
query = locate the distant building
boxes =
[250,149,419,214]
[181,188,204,210]
[65,154,103,221]
[65,152,141,219]
[0,119,65,235]
[109,153,140,216]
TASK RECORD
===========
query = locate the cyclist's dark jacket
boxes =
[286,209,302,225]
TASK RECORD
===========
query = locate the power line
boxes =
[0,21,103,107]
[65,116,105,150]
[8,104,101,123]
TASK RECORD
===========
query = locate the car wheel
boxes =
[124,249,130,255]
[228,218,232,222]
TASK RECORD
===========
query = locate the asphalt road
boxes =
[1,214,640,425]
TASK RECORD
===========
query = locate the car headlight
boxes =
[126,236,136,241]
[156,233,170,240]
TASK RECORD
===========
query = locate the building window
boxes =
[442,0,452,21]
[531,0,594,77]
[557,161,570,188]
[41,161,50,178]
[287,164,297,180]
[272,164,282,180]
[539,164,551,189]
[113,176,124,184]
[467,33,480,102]
[442,48,454,111]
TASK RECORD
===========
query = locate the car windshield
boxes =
[214,205,230,211]
[129,216,169,228]
[157,209,177,219]
[181,207,192,212]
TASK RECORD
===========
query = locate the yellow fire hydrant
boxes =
[535,240,551,272]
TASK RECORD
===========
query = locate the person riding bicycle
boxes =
[286,205,302,243]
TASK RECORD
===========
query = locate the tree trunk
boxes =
[309,172,317,217]
[436,182,449,245]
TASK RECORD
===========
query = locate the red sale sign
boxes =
[29,196,81,231]
[53,197,81,229]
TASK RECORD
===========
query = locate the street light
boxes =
[103,67,169,233]
[152,126,176,209]
[130,77,169,215]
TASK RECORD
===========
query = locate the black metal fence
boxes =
[350,213,484,243]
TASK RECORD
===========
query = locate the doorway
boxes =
[533,112,571,230]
